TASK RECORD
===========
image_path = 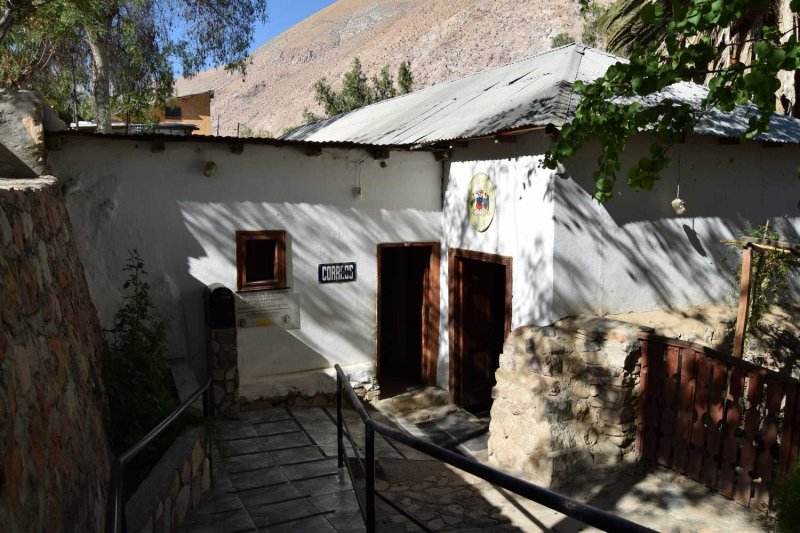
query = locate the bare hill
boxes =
[176,0,606,137]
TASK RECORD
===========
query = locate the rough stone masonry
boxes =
[0,90,110,532]
[488,317,645,487]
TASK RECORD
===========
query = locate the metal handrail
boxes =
[334,364,655,533]
[106,378,214,533]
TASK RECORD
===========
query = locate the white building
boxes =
[49,45,800,409]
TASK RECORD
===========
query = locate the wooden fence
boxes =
[637,333,800,509]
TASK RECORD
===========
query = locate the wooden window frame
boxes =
[236,230,287,292]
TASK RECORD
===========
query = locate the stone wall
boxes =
[126,427,210,533]
[488,317,645,487]
[207,327,239,417]
[0,177,111,532]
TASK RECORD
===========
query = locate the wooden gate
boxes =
[638,333,800,508]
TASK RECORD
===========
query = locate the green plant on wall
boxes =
[728,223,800,349]
[103,249,177,452]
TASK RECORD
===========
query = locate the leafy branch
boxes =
[544,0,800,202]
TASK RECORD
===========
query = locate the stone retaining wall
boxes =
[0,177,111,532]
[126,426,211,533]
[488,317,645,486]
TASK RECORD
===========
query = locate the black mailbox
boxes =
[205,283,236,329]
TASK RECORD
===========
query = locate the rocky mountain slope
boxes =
[176,0,608,136]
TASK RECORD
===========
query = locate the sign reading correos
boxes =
[318,262,357,284]
[467,172,496,232]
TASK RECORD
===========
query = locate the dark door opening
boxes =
[378,243,440,396]
[450,249,511,413]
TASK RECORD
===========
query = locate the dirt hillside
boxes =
[176,0,606,136]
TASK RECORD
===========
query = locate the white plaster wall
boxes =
[49,138,442,399]
[443,135,557,387]
[554,134,800,317]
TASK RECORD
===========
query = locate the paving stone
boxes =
[269,445,326,466]
[229,466,288,491]
[289,407,333,426]
[292,472,353,497]
[222,437,273,457]
[224,452,274,473]
[180,507,257,533]
[246,497,321,528]
[216,421,258,441]
[280,458,340,481]
[261,431,313,450]
[260,513,338,533]
[239,482,302,508]
[309,490,361,513]
[242,407,292,424]
[252,418,302,436]
[323,509,365,532]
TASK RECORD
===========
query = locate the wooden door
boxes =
[449,249,512,412]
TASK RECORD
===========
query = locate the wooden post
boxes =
[733,245,754,358]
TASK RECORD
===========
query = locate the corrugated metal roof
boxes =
[284,44,620,145]
[631,82,800,143]
[283,44,800,146]
[47,130,418,151]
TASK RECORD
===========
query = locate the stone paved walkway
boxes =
[181,406,367,533]
[181,405,766,533]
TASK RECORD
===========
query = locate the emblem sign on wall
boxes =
[467,172,496,232]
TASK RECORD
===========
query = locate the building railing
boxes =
[105,378,214,533]
[334,364,654,533]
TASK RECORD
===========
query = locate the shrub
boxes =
[103,249,177,452]
[551,32,575,48]
[769,462,800,532]
[728,223,800,347]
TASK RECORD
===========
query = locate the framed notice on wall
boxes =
[234,289,300,329]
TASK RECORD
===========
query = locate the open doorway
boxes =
[377,243,440,396]
[449,249,512,413]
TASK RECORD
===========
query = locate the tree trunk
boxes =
[777,0,799,116]
[88,24,112,133]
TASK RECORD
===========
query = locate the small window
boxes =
[236,230,287,291]
[164,106,182,120]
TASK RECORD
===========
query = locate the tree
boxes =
[398,60,413,94]
[337,57,373,112]
[372,65,397,101]
[543,0,800,202]
[1,0,268,131]
[310,58,414,119]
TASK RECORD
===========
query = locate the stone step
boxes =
[372,386,454,423]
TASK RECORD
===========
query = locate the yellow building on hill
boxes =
[155,90,214,135]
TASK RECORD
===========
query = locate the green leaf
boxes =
[641,3,657,24]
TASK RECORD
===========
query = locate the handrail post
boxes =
[336,371,344,468]
[365,422,376,533]
[106,459,124,533]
